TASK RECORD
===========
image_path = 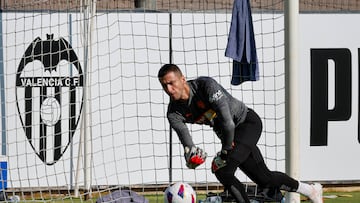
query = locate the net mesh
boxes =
[0,0,358,202]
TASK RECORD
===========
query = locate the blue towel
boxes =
[225,0,259,85]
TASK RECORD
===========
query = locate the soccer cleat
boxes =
[310,183,323,203]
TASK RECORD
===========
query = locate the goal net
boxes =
[0,0,356,202]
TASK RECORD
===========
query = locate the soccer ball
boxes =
[164,182,196,203]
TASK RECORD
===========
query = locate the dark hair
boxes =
[158,64,183,78]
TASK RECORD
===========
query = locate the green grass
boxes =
[143,191,360,203]
[13,191,360,202]
[303,191,360,203]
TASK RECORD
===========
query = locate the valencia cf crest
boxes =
[15,34,84,165]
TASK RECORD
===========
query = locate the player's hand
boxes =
[219,149,229,160]
[211,151,227,173]
[184,146,207,169]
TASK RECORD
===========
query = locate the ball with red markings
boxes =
[164,182,196,203]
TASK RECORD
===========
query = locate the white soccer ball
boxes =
[164,182,196,203]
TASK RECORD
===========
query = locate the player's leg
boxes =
[297,182,323,203]
[213,108,261,203]
[214,159,250,203]
[240,150,298,191]
[239,146,323,203]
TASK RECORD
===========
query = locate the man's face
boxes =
[159,71,188,101]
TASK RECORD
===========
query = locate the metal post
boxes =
[68,13,74,190]
[168,12,173,184]
[0,7,6,156]
[74,0,96,198]
[83,0,96,198]
[285,0,300,202]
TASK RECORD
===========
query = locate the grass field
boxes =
[142,191,360,203]
[16,190,359,202]
[302,191,360,203]
[295,191,360,203]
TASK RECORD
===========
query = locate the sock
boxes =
[296,181,313,197]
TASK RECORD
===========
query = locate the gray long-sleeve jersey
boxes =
[167,76,248,151]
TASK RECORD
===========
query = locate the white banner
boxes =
[299,14,360,181]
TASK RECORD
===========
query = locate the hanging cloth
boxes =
[225,0,259,85]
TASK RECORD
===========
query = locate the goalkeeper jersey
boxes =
[167,76,248,151]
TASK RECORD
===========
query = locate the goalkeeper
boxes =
[158,64,323,203]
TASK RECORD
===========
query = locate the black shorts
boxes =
[229,108,263,163]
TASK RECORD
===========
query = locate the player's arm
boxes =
[205,79,235,153]
[213,101,235,152]
[205,81,235,173]
[168,112,207,169]
[168,112,194,148]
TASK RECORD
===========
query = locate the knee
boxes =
[215,169,235,186]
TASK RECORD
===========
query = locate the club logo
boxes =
[209,89,223,103]
[15,34,84,165]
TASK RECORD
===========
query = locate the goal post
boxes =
[0,10,6,156]
[284,0,300,202]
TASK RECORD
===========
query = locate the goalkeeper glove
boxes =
[211,150,228,173]
[184,146,207,169]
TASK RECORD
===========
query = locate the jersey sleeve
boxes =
[204,78,235,151]
[167,111,195,149]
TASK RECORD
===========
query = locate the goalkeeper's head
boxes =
[158,64,190,101]
[158,63,183,78]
